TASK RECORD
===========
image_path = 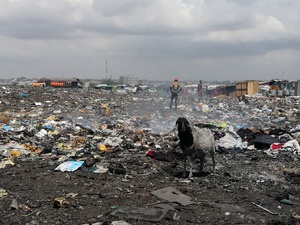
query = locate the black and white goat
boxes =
[176,117,216,178]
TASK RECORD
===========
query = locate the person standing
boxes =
[169,78,182,109]
[197,80,203,99]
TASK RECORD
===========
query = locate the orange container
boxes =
[51,81,64,87]
[33,82,45,87]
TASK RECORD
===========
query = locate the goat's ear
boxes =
[184,119,190,127]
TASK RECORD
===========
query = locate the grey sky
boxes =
[0,0,299,81]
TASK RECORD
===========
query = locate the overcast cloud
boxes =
[0,0,299,81]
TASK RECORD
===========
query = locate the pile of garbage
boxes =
[1,85,300,169]
[0,85,300,224]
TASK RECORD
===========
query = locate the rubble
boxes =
[0,85,300,225]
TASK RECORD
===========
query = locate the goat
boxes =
[176,117,215,178]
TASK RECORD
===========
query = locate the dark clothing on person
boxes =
[197,81,203,98]
[169,81,182,109]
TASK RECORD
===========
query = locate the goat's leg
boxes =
[199,155,205,173]
[182,153,187,178]
[210,150,215,172]
[188,152,197,178]
[188,158,194,178]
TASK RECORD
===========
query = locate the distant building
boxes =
[32,78,82,88]
[120,75,138,86]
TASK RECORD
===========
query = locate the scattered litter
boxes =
[207,202,245,212]
[0,188,8,199]
[278,198,295,205]
[53,197,70,208]
[251,202,279,215]
[55,161,84,172]
[10,199,19,210]
[111,220,131,225]
[111,206,169,222]
[91,162,110,174]
[172,212,180,220]
[292,213,300,219]
[0,159,15,169]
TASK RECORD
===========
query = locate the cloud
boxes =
[0,0,299,81]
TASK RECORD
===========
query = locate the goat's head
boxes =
[176,117,193,147]
[176,117,190,133]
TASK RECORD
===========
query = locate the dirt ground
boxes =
[1,149,300,225]
[0,87,300,225]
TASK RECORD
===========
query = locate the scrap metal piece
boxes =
[154,203,176,211]
[151,187,195,206]
[111,206,169,222]
[251,202,279,215]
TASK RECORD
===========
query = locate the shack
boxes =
[295,80,300,96]
[236,80,259,97]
